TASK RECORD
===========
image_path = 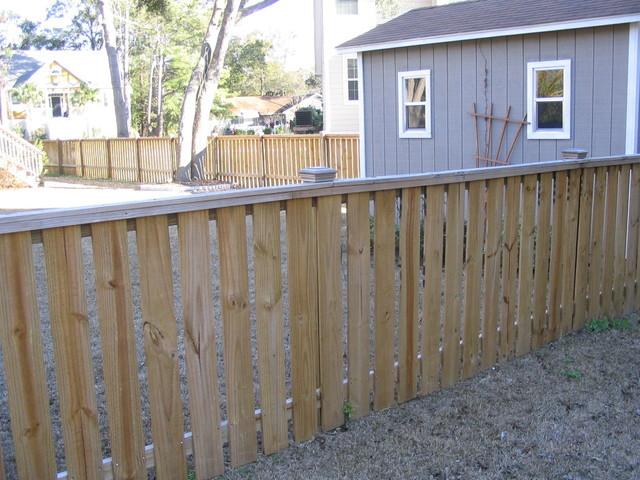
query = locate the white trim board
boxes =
[337,14,640,53]
[626,22,640,155]
[357,52,366,177]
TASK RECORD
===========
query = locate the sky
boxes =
[3,0,316,71]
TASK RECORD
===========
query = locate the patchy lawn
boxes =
[220,315,640,480]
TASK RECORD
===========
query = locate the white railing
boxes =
[0,124,44,184]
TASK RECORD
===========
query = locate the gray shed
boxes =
[338,0,640,176]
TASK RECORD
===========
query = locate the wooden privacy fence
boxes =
[43,134,360,187]
[0,155,639,479]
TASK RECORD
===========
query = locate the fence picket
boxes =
[316,196,345,429]
[532,173,552,348]
[286,199,320,441]
[442,183,464,387]
[501,176,521,359]
[560,169,581,334]
[252,203,289,452]
[481,178,504,369]
[548,172,567,342]
[422,185,445,392]
[398,187,420,401]
[602,166,619,316]
[347,192,371,416]
[573,168,595,330]
[614,165,631,314]
[589,167,607,319]
[374,190,397,407]
[91,221,146,480]
[216,207,258,466]
[43,226,103,480]
[462,181,485,378]
[0,232,57,480]
[516,175,537,356]
[136,216,187,479]
[628,164,640,313]
[177,211,224,478]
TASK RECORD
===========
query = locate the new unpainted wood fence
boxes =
[0,155,639,479]
[42,134,360,187]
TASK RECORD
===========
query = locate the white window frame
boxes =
[343,54,359,104]
[527,59,571,140]
[336,0,358,15]
[397,69,431,139]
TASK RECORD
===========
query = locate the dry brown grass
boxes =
[0,170,28,189]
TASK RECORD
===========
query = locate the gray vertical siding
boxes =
[361,25,631,175]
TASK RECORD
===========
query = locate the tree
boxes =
[130,0,209,136]
[376,0,399,21]
[70,81,99,106]
[176,0,281,181]
[10,1,103,51]
[220,36,308,97]
[220,36,270,96]
[98,0,131,136]
[46,0,103,50]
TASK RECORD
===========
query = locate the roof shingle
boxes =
[339,0,640,50]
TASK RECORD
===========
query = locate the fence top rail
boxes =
[1,155,638,236]
[43,134,352,145]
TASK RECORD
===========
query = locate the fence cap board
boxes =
[1,155,638,236]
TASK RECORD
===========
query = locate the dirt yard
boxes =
[220,317,640,480]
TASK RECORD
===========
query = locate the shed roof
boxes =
[338,0,640,52]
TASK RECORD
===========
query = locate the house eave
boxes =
[337,13,640,54]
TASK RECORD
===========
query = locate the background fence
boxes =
[0,155,638,479]
[43,134,360,187]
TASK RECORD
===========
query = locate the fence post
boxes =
[319,132,326,167]
[78,140,85,177]
[260,135,267,187]
[57,139,63,175]
[106,139,113,179]
[135,138,142,182]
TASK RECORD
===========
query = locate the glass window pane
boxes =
[405,105,425,129]
[347,58,358,79]
[536,69,563,97]
[348,80,358,101]
[536,101,563,129]
[405,77,426,102]
[336,0,358,15]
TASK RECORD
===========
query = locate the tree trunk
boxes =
[176,0,281,181]
[156,54,164,137]
[98,0,130,137]
[146,53,156,136]
[176,2,222,182]
[190,0,242,179]
[122,3,133,131]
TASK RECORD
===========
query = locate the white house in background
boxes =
[4,50,117,140]
[314,0,459,134]
[217,93,323,133]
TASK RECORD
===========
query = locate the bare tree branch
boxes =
[238,0,281,20]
